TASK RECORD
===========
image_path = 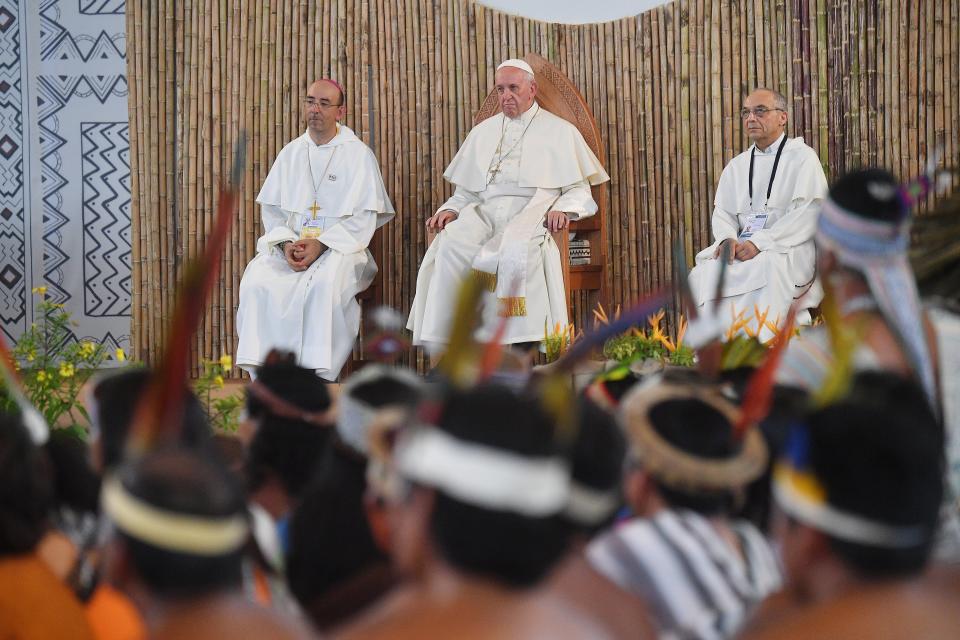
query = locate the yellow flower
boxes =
[214,375,225,389]
[647,309,666,333]
[26,351,35,362]
[31,286,47,296]
[80,341,96,358]
[592,302,610,327]
[59,362,75,378]
[115,348,126,362]
[725,308,749,340]
[13,361,20,371]
[219,354,232,369]
[36,371,48,382]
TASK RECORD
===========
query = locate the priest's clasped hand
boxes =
[284,239,327,271]
[714,238,759,263]
[735,240,759,261]
[544,210,569,232]
[426,209,458,231]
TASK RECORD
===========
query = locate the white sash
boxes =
[471,189,560,316]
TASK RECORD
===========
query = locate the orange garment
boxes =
[85,584,147,640]
[0,552,94,639]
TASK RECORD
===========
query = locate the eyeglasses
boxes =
[740,106,784,119]
[303,98,343,110]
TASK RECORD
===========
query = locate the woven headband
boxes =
[247,380,336,427]
[102,476,249,556]
[620,381,768,493]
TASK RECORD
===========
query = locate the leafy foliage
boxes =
[193,354,244,433]
[0,288,117,428]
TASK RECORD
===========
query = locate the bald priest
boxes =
[687,88,827,340]
[236,79,394,380]
[407,59,609,351]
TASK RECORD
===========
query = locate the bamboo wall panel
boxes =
[127,0,960,372]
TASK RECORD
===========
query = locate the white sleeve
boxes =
[711,169,741,244]
[255,204,298,255]
[553,179,597,221]
[437,184,482,215]
[318,209,378,255]
[749,157,828,253]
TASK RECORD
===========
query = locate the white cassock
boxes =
[687,134,828,340]
[406,102,609,348]
[236,125,394,380]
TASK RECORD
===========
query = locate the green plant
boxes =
[1,287,122,430]
[544,322,576,363]
[602,333,665,363]
[194,354,243,433]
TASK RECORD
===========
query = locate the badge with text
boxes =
[300,218,323,240]
[738,212,768,240]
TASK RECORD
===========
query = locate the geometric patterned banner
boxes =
[1,0,130,355]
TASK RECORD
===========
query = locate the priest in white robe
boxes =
[406,59,609,350]
[236,79,394,380]
[688,88,828,340]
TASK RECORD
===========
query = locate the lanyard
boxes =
[748,134,787,209]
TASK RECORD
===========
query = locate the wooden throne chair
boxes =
[472,53,608,324]
[352,54,608,374]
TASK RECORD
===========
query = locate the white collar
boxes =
[506,101,540,125]
[753,132,786,155]
[303,125,342,148]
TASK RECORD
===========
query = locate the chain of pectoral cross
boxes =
[306,145,337,219]
[486,103,540,183]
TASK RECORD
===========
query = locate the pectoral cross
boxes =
[308,201,321,219]
[487,167,500,182]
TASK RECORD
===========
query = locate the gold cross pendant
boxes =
[308,201,321,219]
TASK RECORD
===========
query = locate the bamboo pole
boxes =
[125,0,960,372]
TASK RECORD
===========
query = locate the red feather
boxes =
[126,135,246,455]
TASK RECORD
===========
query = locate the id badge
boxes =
[300,219,323,240]
[739,212,768,240]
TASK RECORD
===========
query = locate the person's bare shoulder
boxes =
[743,568,960,640]
[548,553,656,640]
[154,598,317,640]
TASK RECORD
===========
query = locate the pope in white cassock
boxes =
[407,59,609,350]
[236,79,394,380]
[687,88,828,340]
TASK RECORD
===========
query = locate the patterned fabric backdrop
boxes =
[1,0,130,355]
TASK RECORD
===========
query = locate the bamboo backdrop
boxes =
[126,0,960,372]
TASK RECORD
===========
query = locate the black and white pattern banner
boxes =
[1,0,130,358]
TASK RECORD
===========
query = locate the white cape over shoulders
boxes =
[236,126,394,379]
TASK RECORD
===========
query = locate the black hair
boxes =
[647,398,740,516]
[426,384,571,588]
[717,368,811,532]
[592,370,642,406]
[244,361,332,498]
[564,398,626,535]
[828,168,903,223]
[45,429,101,514]
[114,446,247,598]
[347,373,421,410]
[93,368,211,470]
[804,372,943,578]
[738,385,809,532]
[0,413,52,555]
[286,445,391,631]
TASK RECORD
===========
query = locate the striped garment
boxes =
[775,324,882,393]
[587,509,782,640]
